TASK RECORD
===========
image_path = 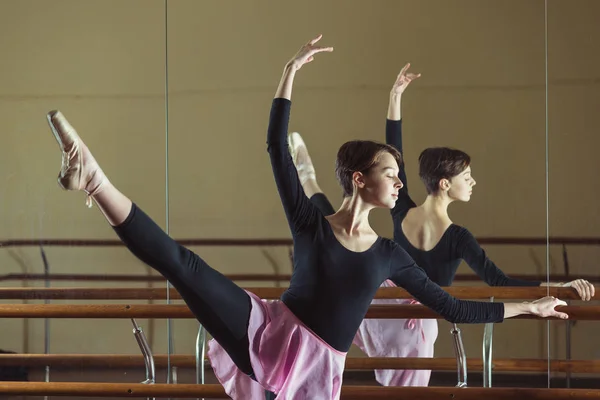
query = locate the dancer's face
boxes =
[357,151,404,208]
[447,166,476,202]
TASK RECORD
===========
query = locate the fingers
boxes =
[583,280,594,301]
[571,280,582,300]
[554,298,568,307]
[570,279,594,301]
[304,34,333,56]
[553,310,569,320]
[531,296,571,319]
[576,280,590,301]
[395,66,422,87]
[302,46,333,65]
[546,296,567,306]
[312,46,334,53]
[302,35,333,54]
[398,63,410,78]
[549,297,568,319]
[580,279,594,301]
[291,36,333,69]
[308,34,323,46]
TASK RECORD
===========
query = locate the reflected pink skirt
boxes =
[353,279,438,387]
[207,291,347,399]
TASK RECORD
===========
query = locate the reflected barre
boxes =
[1,353,599,373]
[2,236,600,247]
[0,236,599,287]
[0,382,599,399]
[0,273,293,283]
[0,272,598,284]
[343,387,600,399]
[0,382,228,398]
[0,286,595,300]
[0,303,596,319]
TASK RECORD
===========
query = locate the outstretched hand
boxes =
[391,63,421,95]
[286,34,333,71]
[531,296,568,319]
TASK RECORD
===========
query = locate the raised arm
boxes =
[389,247,569,322]
[387,64,420,217]
[268,35,333,233]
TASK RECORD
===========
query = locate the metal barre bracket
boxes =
[482,297,495,388]
[450,323,468,387]
[131,319,156,385]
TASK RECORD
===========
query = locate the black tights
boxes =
[114,204,277,398]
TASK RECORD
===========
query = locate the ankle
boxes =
[85,169,106,196]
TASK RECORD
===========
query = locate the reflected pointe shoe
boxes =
[47,110,106,208]
[288,131,316,185]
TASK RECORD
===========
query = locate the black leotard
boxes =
[268,98,505,353]
[386,119,541,288]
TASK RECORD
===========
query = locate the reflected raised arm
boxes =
[387,63,421,121]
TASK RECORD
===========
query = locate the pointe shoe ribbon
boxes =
[47,111,105,208]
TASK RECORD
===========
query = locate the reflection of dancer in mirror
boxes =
[289,63,596,388]
[46,36,572,400]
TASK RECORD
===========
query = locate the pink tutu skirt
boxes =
[207,291,347,399]
[353,279,439,387]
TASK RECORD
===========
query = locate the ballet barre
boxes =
[3,286,595,389]
[0,382,599,398]
[1,236,599,288]
[2,236,600,247]
[0,286,594,300]
[1,353,599,373]
[1,236,597,392]
[0,303,595,319]
[0,272,598,283]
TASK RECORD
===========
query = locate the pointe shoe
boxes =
[47,110,106,208]
[288,132,316,185]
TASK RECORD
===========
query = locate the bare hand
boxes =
[391,63,421,95]
[286,34,333,71]
[562,279,595,301]
[531,296,568,319]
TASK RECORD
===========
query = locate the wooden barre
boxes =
[1,272,598,283]
[0,286,593,300]
[346,357,600,373]
[1,354,599,373]
[0,273,292,282]
[0,304,596,320]
[0,382,227,397]
[0,382,599,398]
[343,387,600,399]
[2,236,600,247]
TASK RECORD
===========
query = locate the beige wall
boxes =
[0,0,598,383]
